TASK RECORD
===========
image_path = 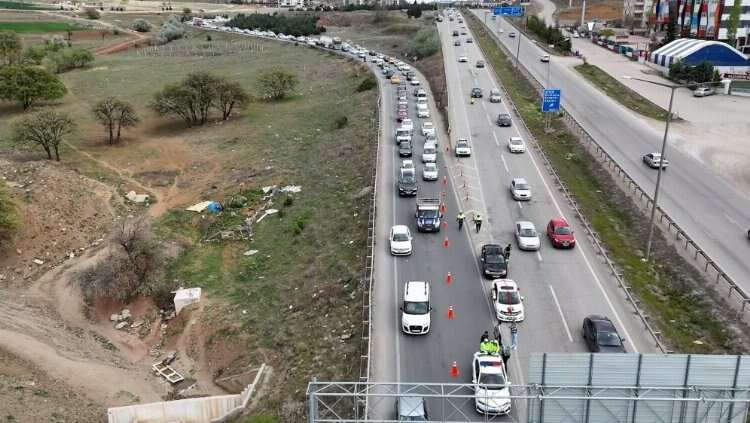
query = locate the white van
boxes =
[401,281,431,335]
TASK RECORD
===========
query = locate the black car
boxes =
[454,40,461,46]
[496,113,512,126]
[582,315,626,353]
[480,244,507,279]
[470,87,483,98]
[452,30,459,36]
[397,169,418,196]
[384,69,395,78]
[398,140,413,157]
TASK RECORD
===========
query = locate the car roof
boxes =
[510,136,523,141]
[513,177,528,185]
[404,281,429,301]
[492,278,518,290]
[398,396,426,417]
[550,217,569,226]
[483,244,503,253]
[589,315,617,331]
[517,221,535,230]
[392,224,409,233]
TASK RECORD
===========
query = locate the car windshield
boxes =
[554,226,571,235]
[515,183,529,190]
[497,290,521,305]
[597,330,622,347]
[417,209,439,219]
[404,301,429,315]
[424,147,435,154]
[520,228,537,237]
[458,141,468,147]
[425,164,436,171]
[393,232,409,242]
[511,139,523,145]
[478,373,506,387]
[402,174,416,183]
[499,114,510,120]
[485,252,505,264]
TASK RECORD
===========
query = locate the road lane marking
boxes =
[548,286,574,342]
[517,201,523,210]
[485,113,492,125]
[724,213,744,230]
[536,251,543,262]
[471,15,640,353]
[492,132,499,146]
[500,154,509,173]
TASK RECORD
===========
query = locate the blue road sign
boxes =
[541,89,561,113]
[492,6,524,17]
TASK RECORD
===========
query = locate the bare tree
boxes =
[110,217,159,284]
[92,96,139,144]
[11,109,75,161]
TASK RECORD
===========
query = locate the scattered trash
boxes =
[173,287,201,315]
[115,321,129,330]
[186,201,222,213]
[131,320,144,329]
[126,191,150,204]
[256,209,279,223]
[280,185,302,193]
[693,340,704,345]
[33,259,44,265]
[121,309,131,320]
[262,185,274,194]
[243,250,259,256]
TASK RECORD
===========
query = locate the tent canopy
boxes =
[651,39,750,68]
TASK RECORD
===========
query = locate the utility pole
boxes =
[580,0,587,27]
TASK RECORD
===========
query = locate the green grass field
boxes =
[0,1,52,10]
[0,21,83,32]
[575,63,668,121]
[468,13,735,353]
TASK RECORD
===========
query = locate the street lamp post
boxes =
[622,76,721,261]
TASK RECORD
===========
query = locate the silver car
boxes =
[510,178,531,201]
[515,221,540,251]
[423,162,438,181]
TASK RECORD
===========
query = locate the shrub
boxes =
[226,12,324,37]
[405,27,439,59]
[182,7,191,14]
[255,67,298,100]
[356,76,376,92]
[0,184,19,248]
[132,18,151,32]
[43,48,94,73]
[84,8,100,19]
[334,115,348,128]
[155,15,186,45]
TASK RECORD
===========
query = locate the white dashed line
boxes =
[536,251,543,262]
[500,154,509,173]
[492,132,500,146]
[549,286,574,342]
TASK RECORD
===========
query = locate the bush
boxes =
[182,7,191,14]
[405,27,439,59]
[226,12,324,37]
[356,76,376,92]
[155,15,185,45]
[334,115,348,128]
[43,47,94,73]
[255,67,298,100]
[526,16,570,53]
[0,184,19,248]
[132,18,151,32]
[84,8,100,19]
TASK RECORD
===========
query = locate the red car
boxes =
[397,110,408,122]
[547,217,576,248]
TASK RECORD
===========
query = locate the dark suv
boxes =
[470,87,483,98]
[496,113,512,127]
[480,244,507,279]
[397,168,418,196]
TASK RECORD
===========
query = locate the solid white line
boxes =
[536,251,543,262]
[517,201,523,210]
[724,212,744,230]
[548,286,574,342]
[500,154,509,173]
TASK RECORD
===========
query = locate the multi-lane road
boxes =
[473,10,750,298]
[370,10,659,420]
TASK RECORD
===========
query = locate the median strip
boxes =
[466,12,747,354]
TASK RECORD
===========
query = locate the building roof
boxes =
[651,39,750,67]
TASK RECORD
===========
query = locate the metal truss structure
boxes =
[307,381,750,423]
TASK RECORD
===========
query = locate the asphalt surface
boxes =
[369,11,660,421]
[474,10,750,302]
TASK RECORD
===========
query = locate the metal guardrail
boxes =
[492,16,750,326]
[467,14,670,352]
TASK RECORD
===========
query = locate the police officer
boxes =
[474,213,482,233]
[504,243,512,261]
[501,344,511,368]
[457,211,466,230]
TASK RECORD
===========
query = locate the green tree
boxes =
[92,97,140,144]
[12,109,75,161]
[689,61,715,83]
[214,80,249,120]
[664,3,678,45]
[44,47,94,73]
[151,71,221,126]
[599,29,615,39]
[0,66,67,110]
[407,2,422,19]
[668,59,687,81]
[726,0,742,45]
[255,67,298,101]
[131,18,152,32]
[0,31,22,65]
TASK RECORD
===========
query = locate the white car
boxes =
[458,56,468,63]
[510,178,531,201]
[540,54,550,62]
[455,138,471,157]
[417,104,430,118]
[401,159,415,171]
[389,225,413,255]
[422,142,437,163]
[410,79,421,86]
[421,122,435,137]
[400,118,414,132]
[643,152,668,169]
[515,221,540,251]
[471,352,511,415]
[491,279,524,322]
[416,97,428,106]
[508,137,526,153]
[401,281,430,335]
[422,162,438,181]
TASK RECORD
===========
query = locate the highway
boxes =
[472,10,750,300]
[369,10,659,421]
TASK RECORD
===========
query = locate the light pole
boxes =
[484,10,489,26]
[622,76,722,261]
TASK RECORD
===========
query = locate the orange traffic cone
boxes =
[442,176,448,186]
[440,202,446,214]
[443,237,450,249]
[447,305,455,320]
[445,272,453,285]
[450,361,459,378]
[442,220,448,229]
